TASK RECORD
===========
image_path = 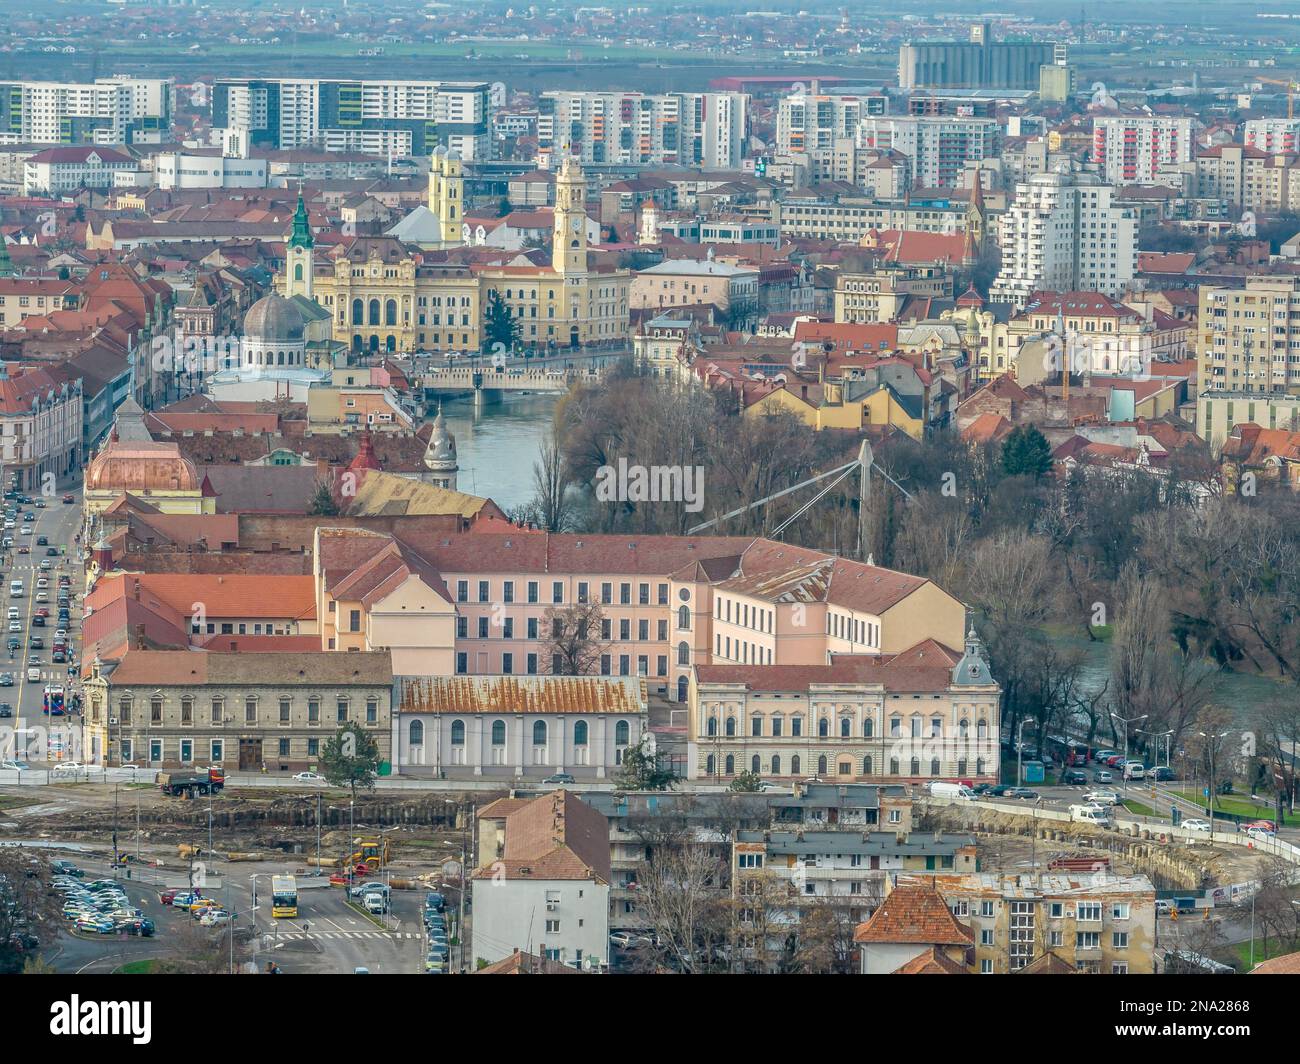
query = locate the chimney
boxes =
[133,579,141,601]
[134,624,145,650]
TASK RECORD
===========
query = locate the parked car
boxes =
[199,908,231,926]
[1006,788,1040,800]
[291,772,326,783]
[1246,827,1276,842]
[1182,818,1212,833]
[1105,754,1127,768]
[423,892,446,913]
[1242,820,1278,835]
[1083,790,1121,806]
[541,772,576,785]
[1062,769,1088,785]
[1151,766,1177,782]
[121,917,155,937]
[1093,769,1113,783]
[50,860,82,877]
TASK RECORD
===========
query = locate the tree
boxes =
[483,290,520,352]
[0,851,60,975]
[631,841,729,972]
[541,601,608,675]
[729,769,762,792]
[154,912,249,974]
[1000,424,1053,480]
[309,479,339,516]
[320,722,382,799]
[617,734,677,791]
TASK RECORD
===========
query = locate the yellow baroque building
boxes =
[284,149,630,356]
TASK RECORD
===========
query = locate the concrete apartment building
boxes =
[774,87,889,182]
[212,79,490,159]
[472,791,611,970]
[884,871,1158,974]
[991,171,1138,307]
[1193,144,1300,214]
[82,649,394,772]
[774,195,969,241]
[538,91,749,169]
[1196,275,1300,447]
[1092,115,1194,185]
[1243,117,1300,154]
[0,76,172,144]
[856,116,1000,190]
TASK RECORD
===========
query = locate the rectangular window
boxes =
[456,652,467,674]
[456,580,468,602]
[307,738,319,757]
[211,740,223,763]
[478,580,490,603]
[337,700,349,722]
[527,581,539,604]
[279,738,290,758]
[502,653,513,675]
[210,699,222,724]
[279,699,290,723]
[503,580,514,603]
[552,581,563,604]
[366,700,378,724]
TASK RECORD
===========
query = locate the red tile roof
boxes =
[854,883,974,945]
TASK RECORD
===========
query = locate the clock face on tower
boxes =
[572,218,582,233]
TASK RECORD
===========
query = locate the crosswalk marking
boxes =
[276,930,408,941]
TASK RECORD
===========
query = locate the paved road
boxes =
[2,486,83,765]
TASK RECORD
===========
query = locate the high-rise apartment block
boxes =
[991,171,1138,308]
[0,76,173,145]
[538,91,748,168]
[1244,118,1300,154]
[212,79,490,159]
[1196,276,1300,447]
[1092,115,1193,185]
[856,116,999,189]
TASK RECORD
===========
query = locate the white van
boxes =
[1122,761,1146,781]
[928,781,975,801]
[363,891,388,915]
[9,580,22,598]
[1070,804,1112,826]
[25,666,39,682]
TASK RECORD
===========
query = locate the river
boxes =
[425,392,559,511]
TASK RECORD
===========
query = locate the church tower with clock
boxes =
[552,154,589,276]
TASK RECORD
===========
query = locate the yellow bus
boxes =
[270,875,298,918]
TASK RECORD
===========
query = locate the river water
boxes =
[427,392,559,510]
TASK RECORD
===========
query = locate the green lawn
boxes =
[1172,790,1298,827]
[1122,799,1158,818]
[116,960,158,974]
[1226,938,1298,972]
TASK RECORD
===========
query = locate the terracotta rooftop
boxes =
[853,882,974,946]
[473,790,611,884]
[399,675,646,717]
[892,946,969,974]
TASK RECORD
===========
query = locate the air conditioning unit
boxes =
[109,717,119,725]
[546,902,559,912]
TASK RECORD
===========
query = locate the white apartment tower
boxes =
[0,76,173,144]
[539,91,748,168]
[991,170,1138,308]
[1243,118,1300,154]
[1091,115,1193,185]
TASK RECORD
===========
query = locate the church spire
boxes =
[289,190,314,250]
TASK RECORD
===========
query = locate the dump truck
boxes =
[158,767,226,797]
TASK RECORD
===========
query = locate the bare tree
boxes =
[541,601,609,676]
[632,843,731,973]
[0,851,61,974]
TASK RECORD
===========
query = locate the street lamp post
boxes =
[1199,730,1231,826]
[1110,713,1147,792]
[1017,718,1036,787]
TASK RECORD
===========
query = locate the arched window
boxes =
[863,718,873,738]
[574,720,589,746]
[491,720,506,746]
[409,719,424,746]
[889,757,899,775]
[615,720,630,746]
[532,720,547,746]
[706,717,717,737]
[352,299,363,325]
[385,299,397,326]
[294,262,303,281]
[976,757,986,776]
[863,755,873,775]
[959,719,969,739]
[840,718,851,737]
[725,717,736,737]
[909,757,920,776]
[771,755,781,775]
[724,754,735,775]
[368,299,380,326]
[677,676,688,702]
[791,755,800,776]
[677,641,689,666]
[977,720,988,740]
[450,719,465,746]
[677,605,690,630]
[817,754,828,776]
[751,754,761,774]
[818,717,829,738]
[706,754,716,775]
[930,758,940,776]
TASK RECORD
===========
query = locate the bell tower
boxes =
[552,155,588,275]
[285,191,314,300]
[428,145,464,250]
